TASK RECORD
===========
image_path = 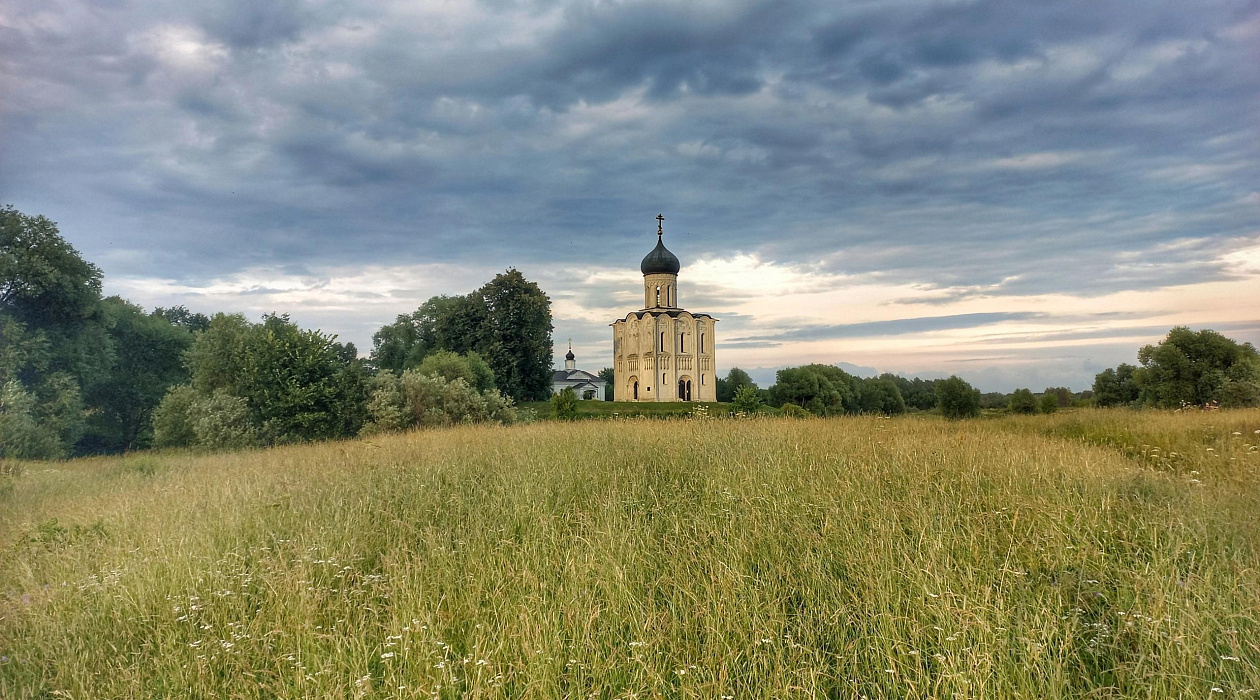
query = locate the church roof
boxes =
[641,232,680,275]
[552,369,606,384]
[612,309,716,323]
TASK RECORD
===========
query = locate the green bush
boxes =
[1008,388,1037,414]
[363,370,516,433]
[779,403,811,418]
[0,380,64,459]
[1039,393,1059,414]
[151,385,198,448]
[551,387,578,420]
[936,375,981,420]
[191,391,259,450]
[416,350,497,392]
[732,384,764,414]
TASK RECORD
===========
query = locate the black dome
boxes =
[640,236,681,275]
[565,348,575,361]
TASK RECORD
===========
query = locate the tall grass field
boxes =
[3,410,1259,698]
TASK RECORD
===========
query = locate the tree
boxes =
[1135,327,1260,408]
[416,350,496,392]
[237,314,369,442]
[152,306,211,332]
[1043,387,1073,408]
[182,313,370,445]
[1039,392,1059,414]
[935,375,980,419]
[77,297,194,452]
[551,386,578,420]
[717,367,756,403]
[768,364,855,416]
[731,384,763,414]
[0,206,102,328]
[857,377,906,415]
[1008,388,1037,414]
[598,367,614,400]
[371,270,553,402]
[0,206,102,456]
[478,269,553,401]
[152,385,199,448]
[185,313,252,395]
[878,373,938,411]
[0,380,66,459]
[1092,364,1139,407]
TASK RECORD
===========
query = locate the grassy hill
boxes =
[2,410,1259,697]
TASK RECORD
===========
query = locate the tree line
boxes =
[5,205,1257,458]
[659,324,1260,420]
[1,206,554,459]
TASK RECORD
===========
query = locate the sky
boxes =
[2,0,1258,392]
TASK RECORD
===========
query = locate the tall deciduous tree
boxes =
[371,270,552,402]
[78,297,195,452]
[1092,364,1139,407]
[1008,388,1037,414]
[936,375,980,419]
[768,364,855,416]
[1135,327,1260,408]
[857,377,906,415]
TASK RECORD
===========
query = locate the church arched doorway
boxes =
[677,376,692,401]
[629,376,639,401]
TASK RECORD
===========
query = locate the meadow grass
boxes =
[2,410,1259,698]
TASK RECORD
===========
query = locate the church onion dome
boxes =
[565,348,575,361]
[640,235,681,275]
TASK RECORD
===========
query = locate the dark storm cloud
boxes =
[1,0,1257,298]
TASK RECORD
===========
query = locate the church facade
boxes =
[610,216,718,402]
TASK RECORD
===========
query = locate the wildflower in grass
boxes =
[381,652,395,659]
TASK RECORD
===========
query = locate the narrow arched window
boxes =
[660,331,665,351]
[679,334,684,353]
[662,372,666,385]
[655,285,661,306]
[700,332,705,353]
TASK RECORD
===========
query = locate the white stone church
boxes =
[610,216,718,402]
[550,340,608,400]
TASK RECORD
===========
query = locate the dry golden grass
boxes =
[2,409,1259,698]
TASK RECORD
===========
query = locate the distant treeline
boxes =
[4,205,1257,460]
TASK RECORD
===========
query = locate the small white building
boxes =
[551,340,607,400]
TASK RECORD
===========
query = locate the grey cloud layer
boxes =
[2,0,1258,297]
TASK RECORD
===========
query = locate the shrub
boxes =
[1008,388,1037,414]
[0,380,64,459]
[363,373,411,434]
[191,391,259,450]
[732,384,764,414]
[363,370,515,433]
[152,385,198,447]
[779,404,811,418]
[551,387,578,420]
[416,350,496,392]
[1219,378,1260,408]
[936,376,980,420]
[1039,393,1059,414]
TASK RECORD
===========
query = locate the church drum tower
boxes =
[610,216,718,402]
